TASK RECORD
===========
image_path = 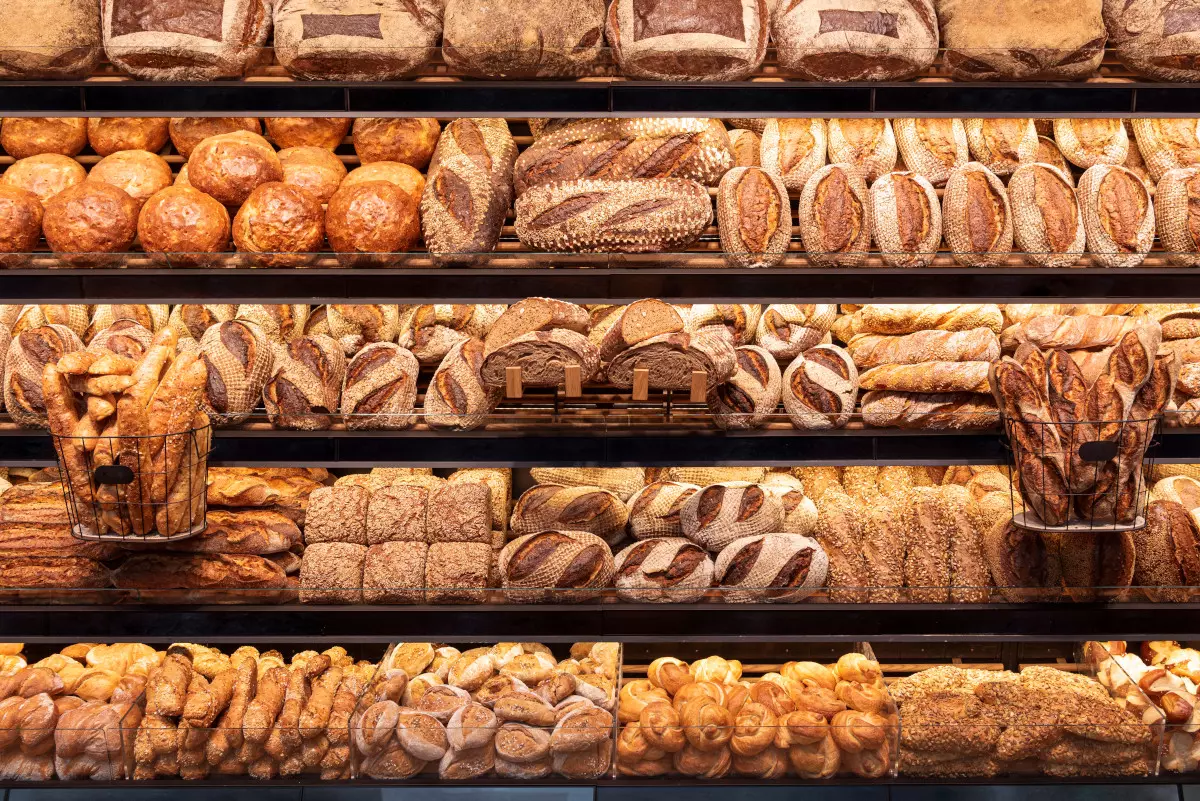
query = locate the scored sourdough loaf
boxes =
[755,304,837,363]
[614,537,714,603]
[964,119,1038,177]
[707,344,782,430]
[326,304,403,356]
[196,319,273,426]
[605,331,737,391]
[688,304,762,346]
[1007,163,1085,269]
[681,481,784,552]
[846,328,1000,369]
[605,0,769,81]
[1052,119,1129,169]
[729,128,762,167]
[870,171,942,268]
[10,305,89,339]
[942,163,1013,267]
[772,0,937,81]
[760,118,827,192]
[273,0,440,81]
[1104,0,1200,81]
[714,533,828,603]
[1037,136,1074,185]
[529,468,646,501]
[234,304,308,344]
[514,178,713,254]
[798,164,873,268]
[340,342,420,431]
[509,484,629,545]
[0,0,100,79]
[859,390,999,429]
[761,472,819,535]
[102,0,271,81]
[1131,118,1200,182]
[262,334,347,431]
[398,304,506,367]
[498,530,615,603]
[423,337,501,431]
[4,324,84,429]
[1156,168,1200,267]
[826,119,898,183]
[443,0,604,78]
[627,480,701,538]
[858,361,992,394]
[716,167,791,268]
[513,118,734,195]
[781,344,858,429]
[1077,164,1155,268]
[893,118,969,187]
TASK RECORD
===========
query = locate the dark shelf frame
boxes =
[5,268,1200,304]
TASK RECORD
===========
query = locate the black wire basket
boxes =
[1000,414,1160,533]
[50,423,213,542]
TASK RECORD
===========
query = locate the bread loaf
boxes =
[1130,119,1200,182]
[729,129,762,167]
[262,335,347,431]
[0,556,110,600]
[326,305,402,356]
[1002,314,1146,351]
[681,481,784,552]
[707,345,782,430]
[870,171,941,268]
[421,119,517,262]
[88,150,172,210]
[341,342,419,431]
[498,530,615,603]
[1156,167,1200,267]
[4,325,83,428]
[835,304,1004,339]
[717,167,791,268]
[755,304,836,363]
[234,305,308,344]
[596,301,687,363]
[1,154,85,211]
[893,118,969,187]
[689,304,762,346]
[510,485,628,545]
[112,553,286,601]
[424,338,501,431]
[605,332,737,391]
[138,186,231,267]
[1,118,86,159]
[0,186,43,269]
[1008,163,1085,268]
[937,0,1106,80]
[942,163,1013,267]
[1053,119,1129,170]
[614,538,713,602]
[189,131,283,207]
[278,145,347,203]
[399,304,506,366]
[827,119,898,183]
[443,0,604,78]
[165,509,300,555]
[846,328,1000,369]
[860,390,998,429]
[1104,0,1200,81]
[761,119,827,192]
[605,0,769,81]
[196,319,272,426]
[515,178,712,253]
[429,482,493,544]
[43,181,139,267]
[859,361,992,394]
[1133,500,1200,601]
[325,179,421,268]
[481,328,600,389]
[102,0,271,80]
[232,182,325,269]
[781,344,857,429]
[363,541,427,604]
[627,481,701,538]
[274,0,440,80]
[798,164,872,267]
[813,490,868,602]
[0,0,100,78]
[772,0,937,80]
[762,473,819,535]
[1077,164,1155,268]
[11,305,89,339]
[714,532,828,603]
[964,119,1038,177]
[299,542,366,604]
[1036,136,1074,185]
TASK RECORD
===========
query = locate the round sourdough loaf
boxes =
[168,118,261,160]
[278,146,347,204]
[138,186,231,267]
[1104,0,1200,81]
[1,154,86,207]
[1156,167,1200,267]
[0,0,100,79]
[942,162,1013,267]
[1008,163,1084,269]
[529,468,646,502]
[964,119,1038,177]
[43,181,139,267]
[325,180,421,267]
[714,532,828,603]
[689,304,762,347]
[342,162,425,204]
[88,150,173,210]
[870,171,941,268]
[443,0,606,78]
[781,344,858,430]
[9,305,89,339]
[87,305,167,338]
[1053,119,1129,170]
[717,167,791,268]
[266,117,351,150]
[893,118,969,187]
[341,342,420,431]
[509,484,629,545]
[627,481,701,539]
[761,118,827,192]
[707,344,782,430]
[614,537,714,603]
[232,182,325,268]
[102,0,271,81]
[798,164,872,268]
[498,530,615,603]
[189,131,283,207]
[354,118,441,169]
[827,119,898,183]
[87,118,169,157]
[0,185,42,268]
[681,481,784,552]
[398,304,506,367]
[197,319,273,425]
[755,304,836,364]
[1077,163,1155,268]
[262,334,347,431]
[423,337,501,431]
[0,118,86,159]
[605,0,768,81]
[274,0,440,81]
[3,324,84,428]
[605,331,737,391]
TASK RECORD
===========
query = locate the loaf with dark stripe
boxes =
[1008,163,1084,268]
[4,324,83,429]
[1104,0,1200,82]
[498,530,615,603]
[870,171,941,268]
[627,481,701,539]
[262,335,347,431]
[197,319,273,426]
[773,0,936,80]
[614,537,713,602]
[340,342,420,431]
[423,338,501,431]
[605,0,768,81]
[0,0,100,79]
[605,331,737,391]
[798,164,872,267]
[781,344,858,430]
[707,345,782,430]
[688,304,762,347]
[714,533,828,603]
[509,484,629,546]
[1156,167,1200,267]
[717,166,791,268]
[942,162,1013,267]
[681,481,784,552]
[1078,164,1155,268]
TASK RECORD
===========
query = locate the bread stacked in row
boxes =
[616,652,896,779]
[356,641,617,780]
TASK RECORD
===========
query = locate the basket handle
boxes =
[1078,440,1119,463]
[93,464,134,485]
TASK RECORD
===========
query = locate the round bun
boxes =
[1,154,87,206]
[169,117,262,160]
[0,185,44,268]
[175,164,191,188]
[188,131,283,207]
[43,181,139,266]
[138,186,231,267]
[341,161,425,205]
[352,118,441,168]
[265,118,352,150]
[1,118,87,159]
[88,150,173,209]
[87,118,170,157]
[326,180,421,267]
[278,146,347,204]
[232,182,325,267]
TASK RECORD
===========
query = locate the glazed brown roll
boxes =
[1,154,86,207]
[0,185,42,268]
[232,182,325,268]
[353,118,441,169]
[42,181,138,267]
[188,131,283,207]
[87,150,173,209]
[86,118,170,157]
[168,118,262,160]
[278,146,347,204]
[340,342,420,431]
[138,187,231,268]
[264,118,352,150]
[0,118,86,159]
[262,334,347,430]
[325,180,421,267]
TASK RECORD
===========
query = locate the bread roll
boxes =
[605,0,768,81]
[196,319,272,426]
[964,119,1038,177]
[755,304,836,363]
[0,118,86,159]
[798,164,872,268]
[262,335,347,431]
[4,325,83,428]
[627,481,701,539]
[681,482,784,552]
[325,180,421,267]
[0,185,42,268]
[43,181,138,267]
[714,533,828,603]
[232,182,325,268]
[325,304,402,356]
[1104,0,1200,81]
[1077,164,1155,268]
[1008,163,1085,269]
[341,342,419,431]
[827,119,898,183]
[1156,167,1200,267]
[168,118,261,160]
[442,0,605,78]
[708,345,782,430]
[761,119,827,192]
[1,154,85,207]
[277,0,438,77]
[781,344,858,429]
[870,171,941,268]
[717,167,791,268]
[1053,119,1129,169]
[606,331,737,391]
[729,129,762,167]
[614,538,713,602]
[354,118,441,169]
[87,118,169,157]
[424,338,500,431]
[88,150,173,209]
[510,485,628,545]
[102,0,271,80]
[860,390,998,429]
[893,118,969,187]
[0,0,100,79]
[189,131,283,207]
[942,163,1013,267]
[278,146,347,204]
[498,530,614,603]
[773,0,937,80]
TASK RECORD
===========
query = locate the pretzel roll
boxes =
[400,304,507,367]
[761,119,827,192]
[964,119,1037,177]
[509,485,628,546]
[262,334,347,431]
[707,345,782,430]
[4,324,83,428]
[1078,164,1155,268]
[870,171,941,268]
[42,181,138,267]
[1,118,86,159]
[87,118,170,157]
[498,530,615,603]
[87,150,172,210]
[326,304,402,356]
[681,482,784,552]
[1157,167,1200,267]
[234,305,309,344]
[689,304,762,347]
[827,119,898,183]
[1008,163,1085,268]
[755,304,836,364]
[423,338,500,432]
[714,533,829,603]
[138,186,231,267]
[798,164,872,268]
[628,481,701,539]
[942,162,1013,267]
[188,131,283,207]
[1053,119,1130,169]
[1131,119,1200,182]
[341,342,420,431]
[717,166,791,268]
[232,182,325,268]
[893,118,969,187]
[1,154,85,207]
[782,345,858,430]
[614,538,714,603]
[265,118,351,151]
[0,185,42,268]
[278,145,347,204]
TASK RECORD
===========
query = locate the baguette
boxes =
[858,361,992,394]
[834,304,1005,338]
[860,390,999,430]
[846,328,1000,369]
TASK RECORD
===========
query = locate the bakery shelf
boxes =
[6,267,1200,304]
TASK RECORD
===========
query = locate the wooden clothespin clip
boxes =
[632,368,650,402]
[689,370,707,403]
[563,364,581,398]
[505,366,523,399]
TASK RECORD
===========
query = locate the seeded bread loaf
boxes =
[717,166,791,268]
[964,119,1038,177]
[761,118,827,192]
[1156,167,1200,267]
[262,335,347,431]
[627,481,701,539]
[1130,119,1200,182]
[299,542,366,604]
[773,0,937,80]
[423,338,500,431]
[1053,119,1130,169]
[813,489,868,602]
[755,304,836,363]
[893,118,969,187]
[870,171,941,268]
[1008,163,1085,269]
[196,319,273,426]
[1077,164,1155,268]
[0,0,100,79]
[942,162,1013,267]
[363,541,427,604]
[429,482,493,544]
[614,537,713,603]
[510,485,628,546]
[306,485,369,545]
[681,481,784,552]
[341,342,420,431]
[781,344,858,429]
[798,164,872,268]
[498,530,614,603]
[707,344,782,430]
[714,532,828,603]
[605,331,737,391]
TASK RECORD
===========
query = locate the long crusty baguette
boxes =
[832,304,1004,340]
[846,328,1000,369]
[858,361,992,394]
[859,391,998,430]
[1000,314,1147,351]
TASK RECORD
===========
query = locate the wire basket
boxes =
[1000,415,1160,533]
[50,424,213,542]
